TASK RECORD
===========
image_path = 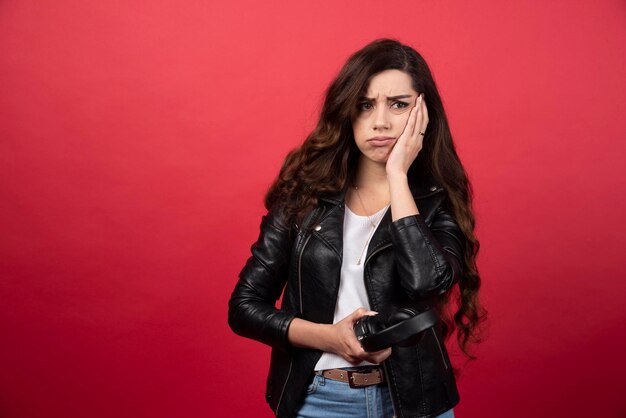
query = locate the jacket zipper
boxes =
[298,234,312,315]
[276,207,321,416]
[364,243,392,266]
[275,359,293,417]
[362,242,399,418]
[431,327,449,370]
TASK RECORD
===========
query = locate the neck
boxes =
[353,156,389,192]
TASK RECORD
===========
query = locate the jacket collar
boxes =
[314,174,444,265]
[319,173,443,205]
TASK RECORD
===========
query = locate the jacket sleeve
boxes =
[388,201,466,300]
[227,207,299,352]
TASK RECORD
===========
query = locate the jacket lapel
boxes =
[364,206,393,260]
[365,176,444,262]
[315,183,348,261]
[316,174,444,264]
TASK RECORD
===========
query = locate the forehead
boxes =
[364,69,415,97]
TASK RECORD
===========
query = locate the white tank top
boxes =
[314,203,389,371]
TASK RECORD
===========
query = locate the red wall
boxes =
[1,1,625,417]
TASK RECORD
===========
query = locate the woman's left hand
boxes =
[385,93,428,177]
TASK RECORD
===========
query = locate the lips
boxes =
[368,137,396,147]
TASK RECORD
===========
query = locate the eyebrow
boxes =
[358,94,414,101]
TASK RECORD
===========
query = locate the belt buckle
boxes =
[346,370,360,388]
[347,369,375,388]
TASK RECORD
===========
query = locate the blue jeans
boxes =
[296,371,456,418]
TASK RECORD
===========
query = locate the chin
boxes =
[359,147,391,165]
[365,153,390,165]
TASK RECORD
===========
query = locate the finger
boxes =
[349,343,371,363]
[369,347,391,357]
[355,307,367,315]
[421,93,429,126]
[349,356,363,366]
[411,101,421,137]
[413,94,425,140]
[349,307,368,321]
[417,94,428,137]
[360,346,390,358]
[362,348,392,364]
[373,348,392,363]
[342,353,360,364]
[352,308,378,320]
[402,104,419,139]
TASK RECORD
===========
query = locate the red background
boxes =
[1,1,625,417]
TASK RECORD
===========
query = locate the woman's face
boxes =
[351,69,419,165]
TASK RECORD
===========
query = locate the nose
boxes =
[373,106,390,130]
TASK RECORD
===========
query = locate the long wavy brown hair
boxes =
[264,38,488,374]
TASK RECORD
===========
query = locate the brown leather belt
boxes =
[320,367,385,388]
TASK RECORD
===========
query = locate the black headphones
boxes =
[353,308,439,352]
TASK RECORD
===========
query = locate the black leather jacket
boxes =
[229,175,465,418]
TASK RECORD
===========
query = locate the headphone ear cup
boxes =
[363,314,385,334]
[354,307,439,352]
[354,315,373,341]
[354,314,385,342]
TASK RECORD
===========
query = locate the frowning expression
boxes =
[351,69,419,164]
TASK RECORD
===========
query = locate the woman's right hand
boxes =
[328,308,392,365]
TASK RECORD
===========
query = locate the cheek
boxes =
[353,114,368,126]
[395,112,411,127]
[352,119,368,138]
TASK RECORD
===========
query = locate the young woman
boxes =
[229,38,487,418]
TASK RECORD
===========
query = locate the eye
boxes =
[357,102,373,111]
[391,101,409,109]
